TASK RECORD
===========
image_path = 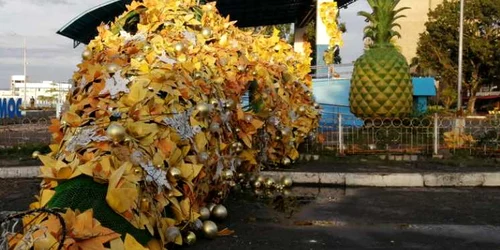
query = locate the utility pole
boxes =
[457,0,464,113]
[23,38,27,109]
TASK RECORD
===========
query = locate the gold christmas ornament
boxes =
[32,151,41,159]
[264,177,275,188]
[201,27,212,38]
[224,99,235,109]
[244,114,253,122]
[166,226,181,242]
[169,167,182,180]
[209,98,219,108]
[133,167,142,174]
[253,180,262,189]
[237,173,245,180]
[82,50,92,60]
[174,42,185,52]
[211,204,228,220]
[298,106,306,114]
[194,71,202,79]
[202,220,218,239]
[222,170,234,180]
[185,231,197,246]
[207,203,217,212]
[282,157,291,166]
[231,142,243,153]
[199,207,211,221]
[237,65,246,72]
[106,63,120,73]
[281,176,293,187]
[257,175,266,183]
[140,198,150,211]
[283,189,292,197]
[281,129,289,137]
[196,103,211,117]
[106,123,126,142]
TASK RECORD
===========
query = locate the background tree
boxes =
[416,0,500,113]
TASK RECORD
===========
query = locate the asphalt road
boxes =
[2,178,500,249]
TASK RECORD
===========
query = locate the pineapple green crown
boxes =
[359,0,409,45]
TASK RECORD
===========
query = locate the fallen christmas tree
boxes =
[4,0,329,249]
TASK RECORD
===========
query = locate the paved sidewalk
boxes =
[2,157,500,187]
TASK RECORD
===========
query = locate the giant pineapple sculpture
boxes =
[349,0,413,118]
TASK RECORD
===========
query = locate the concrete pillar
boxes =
[315,0,332,77]
[293,25,306,54]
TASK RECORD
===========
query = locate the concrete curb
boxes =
[0,166,39,178]
[263,171,500,187]
[3,166,500,187]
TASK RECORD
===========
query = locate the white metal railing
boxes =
[304,111,500,156]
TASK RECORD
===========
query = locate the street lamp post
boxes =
[23,38,27,109]
[457,0,464,113]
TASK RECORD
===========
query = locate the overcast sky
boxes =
[0,0,369,89]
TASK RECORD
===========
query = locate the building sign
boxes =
[0,98,23,118]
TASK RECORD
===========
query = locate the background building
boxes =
[396,0,444,62]
[5,75,72,108]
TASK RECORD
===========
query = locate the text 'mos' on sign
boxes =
[0,98,23,119]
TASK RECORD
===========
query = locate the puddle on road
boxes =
[231,185,348,220]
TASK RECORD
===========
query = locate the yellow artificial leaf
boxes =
[180,198,191,219]
[147,239,163,250]
[77,161,95,177]
[240,133,252,148]
[128,122,158,138]
[106,187,138,214]
[239,150,257,165]
[124,81,148,106]
[110,238,125,250]
[62,112,82,127]
[179,163,203,182]
[168,197,184,221]
[109,163,128,188]
[40,189,55,207]
[288,148,299,160]
[124,234,148,250]
[194,132,208,151]
[33,232,59,250]
[251,119,264,129]
[38,155,57,168]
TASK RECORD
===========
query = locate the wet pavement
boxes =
[273,156,500,173]
[2,178,500,249]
